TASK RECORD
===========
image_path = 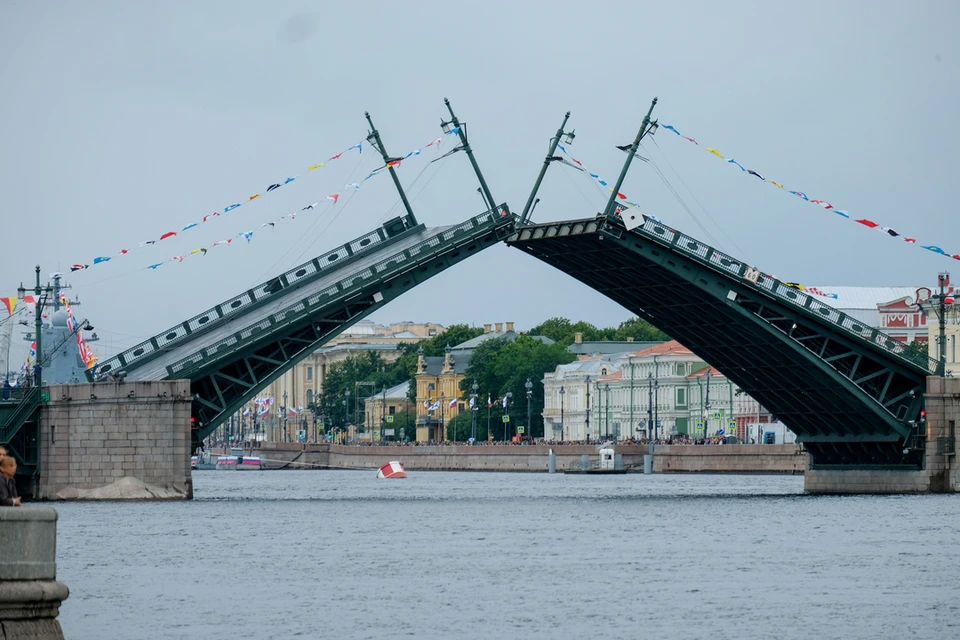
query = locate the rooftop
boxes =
[567,340,663,356]
[687,365,723,379]
[627,340,695,359]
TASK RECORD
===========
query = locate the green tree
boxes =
[445,410,491,442]
[317,351,405,429]
[397,323,485,400]
[461,335,575,439]
[613,316,670,342]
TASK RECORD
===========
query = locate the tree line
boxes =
[308,317,668,439]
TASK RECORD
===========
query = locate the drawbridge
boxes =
[3,98,940,474]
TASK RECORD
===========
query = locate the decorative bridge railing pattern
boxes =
[95,206,510,381]
[636,217,938,374]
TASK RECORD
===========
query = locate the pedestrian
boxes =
[0,457,21,506]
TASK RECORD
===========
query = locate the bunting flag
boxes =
[72,131,448,273]
[66,137,369,270]
[136,133,449,272]
[60,293,97,370]
[660,122,960,262]
[1,297,16,316]
[556,144,648,214]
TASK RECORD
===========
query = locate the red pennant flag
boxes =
[326,193,339,204]
[160,231,177,241]
[854,219,878,229]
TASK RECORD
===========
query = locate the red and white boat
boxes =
[376,461,407,479]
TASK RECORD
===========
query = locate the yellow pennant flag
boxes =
[1,297,16,316]
[307,163,325,171]
[768,181,784,189]
[706,148,725,160]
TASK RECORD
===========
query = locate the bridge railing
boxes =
[638,217,939,374]
[161,206,511,379]
[95,218,412,378]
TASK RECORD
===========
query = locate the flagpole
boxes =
[364,112,418,229]
[602,97,658,220]
[519,111,573,225]
[442,98,499,216]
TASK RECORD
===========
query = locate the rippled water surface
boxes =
[54,471,959,639]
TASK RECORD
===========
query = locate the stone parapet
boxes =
[0,507,68,640]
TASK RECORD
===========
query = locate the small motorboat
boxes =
[376,460,407,479]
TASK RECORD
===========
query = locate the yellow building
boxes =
[927,304,960,375]
[414,346,469,442]
[362,381,415,441]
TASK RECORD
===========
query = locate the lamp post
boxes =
[917,272,953,377]
[440,98,498,215]
[344,389,350,442]
[603,383,610,441]
[704,369,712,441]
[282,390,288,443]
[525,378,533,440]
[603,97,659,220]
[502,392,513,442]
[470,381,479,443]
[647,372,654,441]
[17,266,52,389]
[440,393,446,442]
[654,378,659,441]
[519,111,576,225]
[585,375,592,443]
[559,386,565,442]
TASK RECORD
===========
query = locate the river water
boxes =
[54,471,958,639]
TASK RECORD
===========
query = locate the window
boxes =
[676,388,686,407]
[675,362,686,376]
[307,366,313,381]
[306,389,313,404]
[389,406,396,415]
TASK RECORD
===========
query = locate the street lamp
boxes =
[604,383,610,441]
[519,111,577,225]
[502,392,513,442]
[440,392,446,443]
[470,381,479,443]
[703,369,712,441]
[559,386,565,443]
[344,389,351,442]
[916,272,954,377]
[525,378,533,440]
[17,266,53,389]
[282,390,288,443]
[585,375,592,443]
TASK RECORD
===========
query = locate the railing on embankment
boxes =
[235,443,808,474]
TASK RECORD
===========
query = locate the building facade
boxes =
[543,341,754,441]
[363,380,415,441]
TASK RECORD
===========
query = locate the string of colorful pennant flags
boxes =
[555,144,656,217]
[69,131,452,273]
[658,123,960,262]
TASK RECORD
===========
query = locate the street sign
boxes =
[399,428,406,439]
[713,412,721,420]
[384,428,395,436]
[386,415,394,423]
[517,426,525,434]
[373,431,380,439]
[728,420,736,430]
[696,422,704,433]
[502,415,510,423]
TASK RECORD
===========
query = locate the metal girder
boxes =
[169,206,516,448]
[506,214,930,469]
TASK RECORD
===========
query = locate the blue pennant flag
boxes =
[93,256,111,264]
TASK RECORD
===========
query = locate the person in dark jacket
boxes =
[0,456,21,506]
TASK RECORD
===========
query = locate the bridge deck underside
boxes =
[509,222,926,468]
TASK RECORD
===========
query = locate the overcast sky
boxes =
[2,0,958,360]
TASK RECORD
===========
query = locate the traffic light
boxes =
[920,410,926,423]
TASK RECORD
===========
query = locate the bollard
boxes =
[0,507,69,639]
[643,454,653,475]
[581,454,589,471]
[548,449,556,474]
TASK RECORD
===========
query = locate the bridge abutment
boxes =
[805,376,960,494]
[36,381,193,500]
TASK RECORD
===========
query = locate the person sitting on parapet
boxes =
[0,456,21,506]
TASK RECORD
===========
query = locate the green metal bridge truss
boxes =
[506,214,936,470]
[94,208,515,448]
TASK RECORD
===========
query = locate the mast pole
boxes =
[442,98,500,215]
[365,112,418,228]
[519,111,571,225]
[603,97,658,220]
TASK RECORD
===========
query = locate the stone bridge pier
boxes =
[805,376,960,493]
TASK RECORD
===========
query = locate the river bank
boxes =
[211,442,808,474]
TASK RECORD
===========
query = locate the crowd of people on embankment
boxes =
[219,435,781,448]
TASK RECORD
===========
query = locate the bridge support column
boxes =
[805,376,960,494]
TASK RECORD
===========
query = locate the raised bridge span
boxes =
[79,205,931,470]
[0,102,938,474]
